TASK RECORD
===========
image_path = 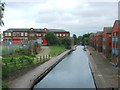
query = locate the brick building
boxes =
[89,33,96,48]
[102,27,112,58]
[3,28,70,45]
[95,31,102,52]
[112,20,120,67]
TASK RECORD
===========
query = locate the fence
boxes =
[2,54,50,78]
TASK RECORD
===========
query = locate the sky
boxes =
[1,0,119,36]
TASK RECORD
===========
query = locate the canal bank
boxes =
[86,46,118,88]
[33,46,95,88]
[8,49,72,89]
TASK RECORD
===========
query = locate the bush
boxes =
[2,81,8,90]
[45,32,61,45]
[61,38,71,49]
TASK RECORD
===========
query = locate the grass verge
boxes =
[49,45,66,57]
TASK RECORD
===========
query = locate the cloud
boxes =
[2,0,119,36]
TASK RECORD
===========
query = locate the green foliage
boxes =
[82,33,91,45]
[61,38,71,49]
[73,34,78,45]
[50,46,66,57]
[2,81,8,90]
[45,32,61,45]
[2,55,34,79]
[78,36,82,42]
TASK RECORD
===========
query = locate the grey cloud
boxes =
[3,0,118,36]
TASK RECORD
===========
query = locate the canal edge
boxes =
[30,49,73,90]
[86,48,97,89]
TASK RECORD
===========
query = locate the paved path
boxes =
[8,50,70,88]
[87,46,118,88]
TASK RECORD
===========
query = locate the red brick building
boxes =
[89,33,96,48]
[102,27,112,58]
[3,28,70,45]
[95,32,102,52]
[112,20,120,67]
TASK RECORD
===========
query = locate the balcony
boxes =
[115,48,118,56]
[112,37,115,42]
[102,38,106,42]
[115,36,118,43]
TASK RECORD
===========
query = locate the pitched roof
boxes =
[48,29,67,32]
[97,31,102,36]
[103,27,112,34]
[115,20,120,29]
[4,28,68,32]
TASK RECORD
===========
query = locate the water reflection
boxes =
[34,46,95,88]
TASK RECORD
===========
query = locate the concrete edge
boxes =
[86,48,97,89]
[86,47,107,88]
[30,49,73,90]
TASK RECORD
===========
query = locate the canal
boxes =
[33,46,96,88]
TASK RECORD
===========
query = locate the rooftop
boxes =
[103,27,112,34]
[115,20,120,29]
[5,28,69,32]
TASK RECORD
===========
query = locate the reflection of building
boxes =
[112,20,120,67]
[3,28,70,45]
[102,27,112,58]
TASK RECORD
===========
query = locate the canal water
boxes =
[33,46,95,88]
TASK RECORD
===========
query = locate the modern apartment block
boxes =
[112,20,120,67]
[102,27,112,57]
[3,28,70,45]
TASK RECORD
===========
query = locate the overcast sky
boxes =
[1,0,119,36]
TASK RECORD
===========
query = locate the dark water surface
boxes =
[34,46,95,88]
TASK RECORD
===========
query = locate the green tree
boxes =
[0,1,5,26]
[73,34,78,45]
[78,36,82,44]
[45,32,60,45]
[61,37,71,49]
[82,33,90,45]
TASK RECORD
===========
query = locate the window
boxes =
[16,32,20,36]
[25,32,28,36]
[13,32,16,36]
[43,34,45,36]
[56,34,59,36]
[109,35,111,37]
[60,34,62,37]
[5,32,8,36]
[63,34,65,36]
[8,32,11,36]
[39,34,41,36]
[36,34,39,36]
[21,32,24,36]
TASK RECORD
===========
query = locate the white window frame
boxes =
[5,32,8,36]
[25,32,28,36]
[63,34,65,36]
[21,32,24,36]
[39,34,41,36]
[60,34,62,37]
